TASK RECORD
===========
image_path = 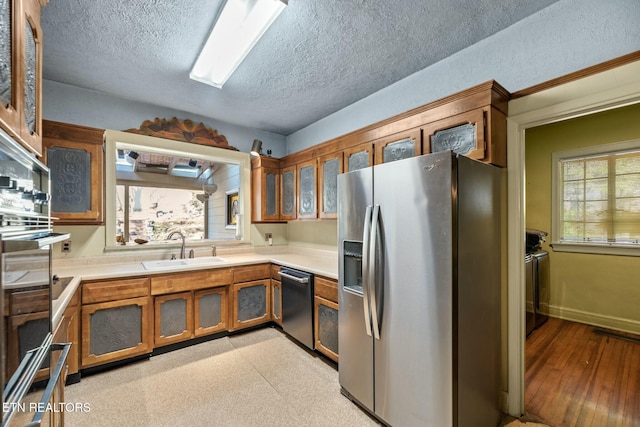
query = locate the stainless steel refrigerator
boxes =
[338,151,502,427]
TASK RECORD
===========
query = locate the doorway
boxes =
[522,104,640,424]
[505,59,640,417]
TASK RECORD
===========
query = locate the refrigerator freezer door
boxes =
[338,167,374,411]
[372,151,454,426]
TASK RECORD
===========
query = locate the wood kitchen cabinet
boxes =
[270,264,282,326]
[423,107,506,167]
[297,158,317,219]
[60,284,80,381]
[81,278,153,368]
[343,142,374,172]
[280,164,297,221]
[194,287,227,337]
[251,156,284,223]
[43,120,105,224]
[318,152,342,219]
[373,128,422,165]
[0,0,48,156]
[151,269,231,346]
[314,276,339,362]
[229,264,271,331]
[154,292,193,347]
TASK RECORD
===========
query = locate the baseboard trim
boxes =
[546,305,640,335]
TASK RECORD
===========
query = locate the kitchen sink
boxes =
[141,257,226,270]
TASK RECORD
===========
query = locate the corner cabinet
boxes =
[0,0,48,156]
[43,120,105,224]
[251,156,283,223]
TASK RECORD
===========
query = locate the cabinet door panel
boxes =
[297,159,317,219]
[373,128,422,165]
[81,296,152,368]
[231,280,271,331]
[314,296,339,362]
[318,153,342,219]
[280,166,296,220]
[194,287,227,336]
[0,0,20,134]
[344,142,373,172]
[154,292,193,347]
[423,109,486,162]
[43,121,105,225]
[18,0,43,156]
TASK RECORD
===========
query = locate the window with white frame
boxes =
[552,139,640,255]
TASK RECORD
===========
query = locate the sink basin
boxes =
[141,257,226,270]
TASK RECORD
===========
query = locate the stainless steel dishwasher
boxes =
[278,267,314,349]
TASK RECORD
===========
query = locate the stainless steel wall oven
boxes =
[1,128,70,426]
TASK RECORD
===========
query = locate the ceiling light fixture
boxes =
[250,139,263,157]
[190,0,287,89]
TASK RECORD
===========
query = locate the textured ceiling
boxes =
[41,0,560,136]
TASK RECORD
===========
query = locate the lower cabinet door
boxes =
[231,280,271,331]
[194,287,227,337]
[81,296,152,368]
[314,296,339,362]
[271,279,282,326]
[154,292,194,347]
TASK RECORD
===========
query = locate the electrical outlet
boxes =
[265,233,272,241]
[62,240,72,252]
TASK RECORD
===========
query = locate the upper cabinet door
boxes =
[318,152,343,219]
[43,121,105,225]
[297,159,317,219]
[343,142,373,172]
[0,0,20,136]
[423,108,486,162]
[280,165,297,221]
[18,0,44,156]
[250,156,282,223]
[373,128,422,165]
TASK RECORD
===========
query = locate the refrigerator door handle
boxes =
[369,204,381,340]
[362,205,373,337]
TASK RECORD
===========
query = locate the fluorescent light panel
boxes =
[190,0,287,88]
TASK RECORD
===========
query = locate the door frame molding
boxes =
[506,60,640,416]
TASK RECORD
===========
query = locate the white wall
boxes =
[42,80,288,158]
[208,164,240,240]
[286,0,640,153]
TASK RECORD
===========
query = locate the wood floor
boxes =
[525,317,640,427]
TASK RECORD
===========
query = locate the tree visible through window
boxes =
[116,185,205,242]
[557,145,640,246]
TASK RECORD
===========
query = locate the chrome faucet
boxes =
[211,245,217,257]
[167,231,186,259]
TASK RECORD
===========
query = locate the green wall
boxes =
[525,103,640,333]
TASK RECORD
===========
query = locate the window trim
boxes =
[104,130,251,250]
[551,138,640,256]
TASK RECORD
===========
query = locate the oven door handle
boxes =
[28,342,72,426]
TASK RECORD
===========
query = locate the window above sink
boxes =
[104,130,251,250]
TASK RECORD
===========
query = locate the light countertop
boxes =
[51,246,338,329]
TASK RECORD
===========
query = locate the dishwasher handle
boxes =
[277,271,310,284]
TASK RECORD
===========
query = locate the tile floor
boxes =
[63,327,379,426]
